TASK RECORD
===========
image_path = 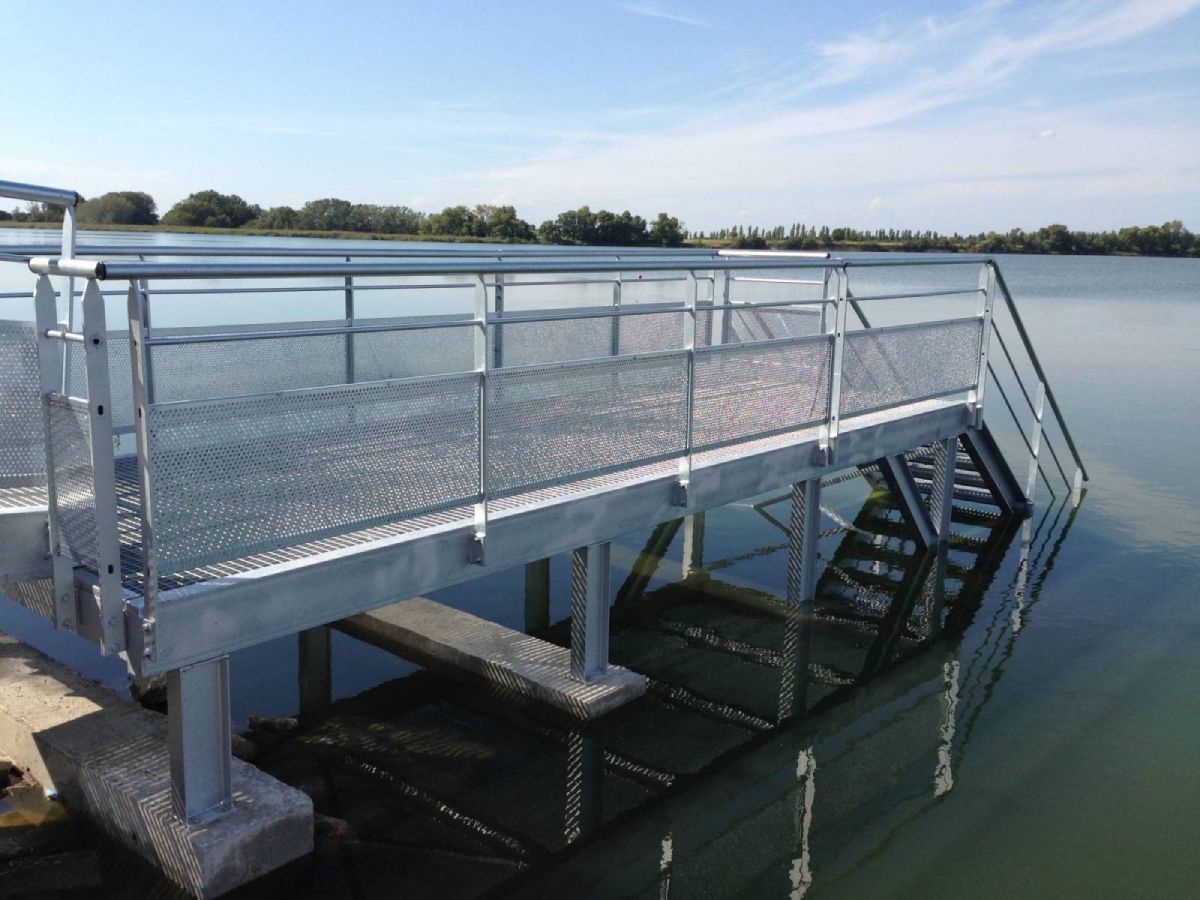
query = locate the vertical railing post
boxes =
[471,274,488,563]
[33,275,74,633]
[168,656,233,825]
[819,266,831,333]
[971,262,997,427]
[719,266,733,345]
[128,282,159,654]
[610,264,621,357]
[344,256,355,384]
[822,267,848,464]
[675,270,698,505]
[80,280,125,655]
[493,271,504,368]
[59,205,76,393]
[1025,382,1046,505]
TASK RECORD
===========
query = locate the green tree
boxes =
[425,205,478,236]
[247,206,301,229]
[162,190,261,228]
[77,191,158,225]
[649,212,684,246]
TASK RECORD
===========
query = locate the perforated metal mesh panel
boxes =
[66,333,134,431]
[46,394,98,569]
[145,373,481,576]
[696,306,823,346]
[486,353,689,497]
[840,317,982,417]
[147,317,474,403]
[0,320,46,487]
[692,335,833,450]
[491,314,613,368]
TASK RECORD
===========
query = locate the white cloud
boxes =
[619,2,712,29]
[448,0,1200,229]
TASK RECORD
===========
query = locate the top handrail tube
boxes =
[0,179,81,208]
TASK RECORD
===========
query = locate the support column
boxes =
[524,558,551,633]
[928,437,957,543]
[681,512,705,579]
[786,479,821,608]
[780,479,820,721]
[298,626,332,727]
[563,729,603,843]
[167,656,233,826]
[570,542,611,682]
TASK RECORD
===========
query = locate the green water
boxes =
[0,242,1197,897]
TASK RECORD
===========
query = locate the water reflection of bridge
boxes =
[249,474,1077,898]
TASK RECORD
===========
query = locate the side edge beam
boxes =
[878,454,937,549]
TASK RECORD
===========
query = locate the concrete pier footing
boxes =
[338,596,646,720]
[0,632,312,898]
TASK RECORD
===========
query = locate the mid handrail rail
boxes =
[991,265,1089,483]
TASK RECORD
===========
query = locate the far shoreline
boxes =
[1,219,1194,259]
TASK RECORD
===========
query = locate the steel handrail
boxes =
[0,179,81,208]
[991,265,1088,483]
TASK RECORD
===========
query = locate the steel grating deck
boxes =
[22,396,955,596]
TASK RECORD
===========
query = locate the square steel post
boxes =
[780,478,820,720]
[298,626,332,726]
[570,542,611,682]
[681,512,705,579]
[524,558,551,633]
[167,656,233,826]
[928,437,957,543]
[786,478,821,608]
[564,729,603,843]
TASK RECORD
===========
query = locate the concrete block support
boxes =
[337,597,644,720]
[0,632,312,898]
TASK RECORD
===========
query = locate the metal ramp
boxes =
[0,179,1087,851]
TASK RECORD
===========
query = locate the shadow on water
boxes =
[224,473,1080,900]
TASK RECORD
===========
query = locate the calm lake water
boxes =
[0,232,1197,898]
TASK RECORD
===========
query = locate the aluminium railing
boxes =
[3,178,1088,663]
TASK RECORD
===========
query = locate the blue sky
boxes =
[2,0,1198,232]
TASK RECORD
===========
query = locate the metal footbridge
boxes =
[0,179,1086,836]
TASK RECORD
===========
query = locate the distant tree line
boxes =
[2,189,1193,256]
[0,192,159,226]
[697,221,1198,257]
[158,191,686,245]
